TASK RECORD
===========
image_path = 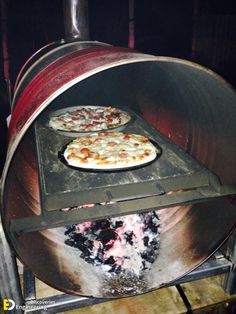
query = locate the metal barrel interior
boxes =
[2,42,236,297]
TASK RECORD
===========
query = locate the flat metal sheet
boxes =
[34,107,211,211]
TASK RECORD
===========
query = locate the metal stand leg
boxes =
[0,219,24,313]
[23,268,36,301]
[223,228,236,294]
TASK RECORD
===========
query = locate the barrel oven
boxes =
[1,38,236,298]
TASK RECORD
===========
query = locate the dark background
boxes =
[1,0,236,87]
[0,0,236,172]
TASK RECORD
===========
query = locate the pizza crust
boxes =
[62,132,161,170]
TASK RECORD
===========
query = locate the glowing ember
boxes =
[63,205,161,275]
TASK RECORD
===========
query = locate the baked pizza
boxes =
[62,131,161,170]
[49,106,131,133]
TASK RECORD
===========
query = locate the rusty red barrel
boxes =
[1,41,236,297]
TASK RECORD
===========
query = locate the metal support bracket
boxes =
[222,228,236,294]
[9,183,236,235]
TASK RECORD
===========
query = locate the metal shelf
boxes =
[9,107,236,234]
[35,107,213,211]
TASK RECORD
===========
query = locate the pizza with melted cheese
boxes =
[49,106,131,133]
[63,131,160,170]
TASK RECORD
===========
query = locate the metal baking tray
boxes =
[34,106,213,212]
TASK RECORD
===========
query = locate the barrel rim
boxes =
[12,41,110,108]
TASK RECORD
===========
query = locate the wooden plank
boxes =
[180,274,236,312]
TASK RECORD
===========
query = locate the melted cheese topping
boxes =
[63,132,159,169]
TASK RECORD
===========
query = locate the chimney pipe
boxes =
[63,0,89,40]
